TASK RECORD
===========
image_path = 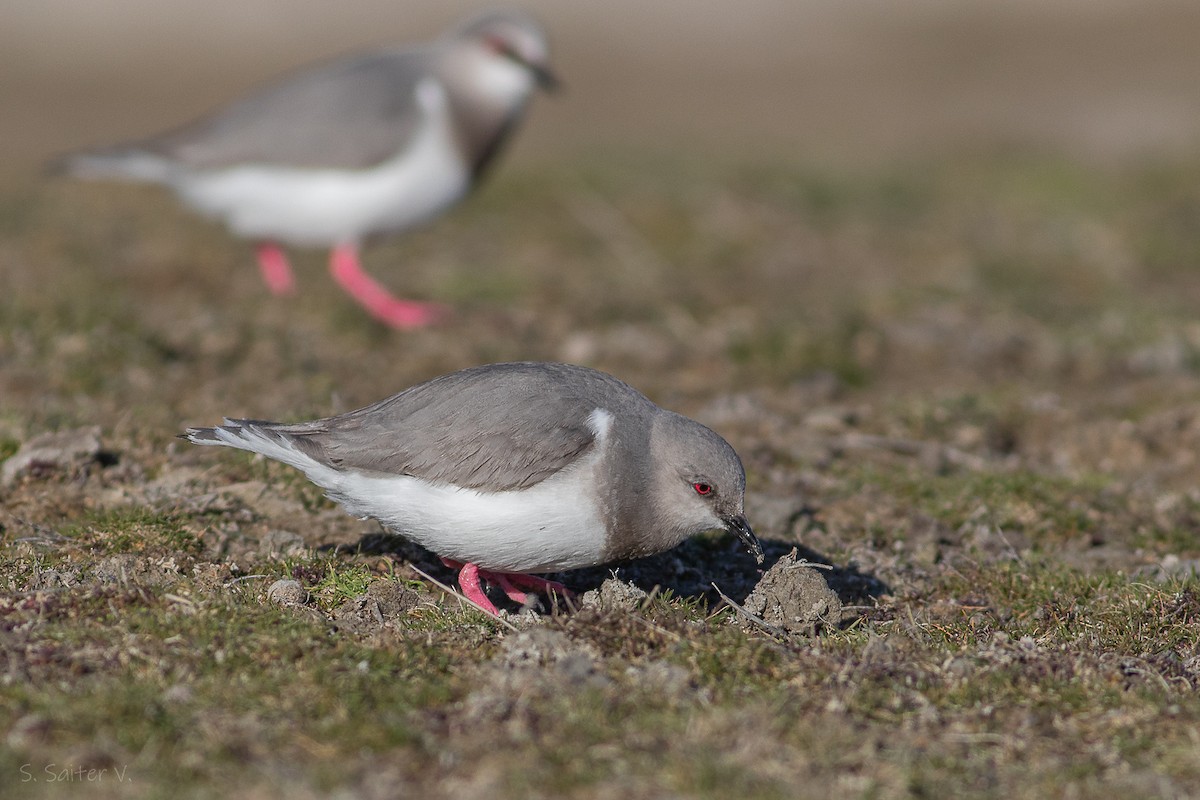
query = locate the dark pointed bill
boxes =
[723,514,763,564]
[532,64,561,92]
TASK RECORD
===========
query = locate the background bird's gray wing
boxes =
[142,50,430,171]
[259,364,633,491]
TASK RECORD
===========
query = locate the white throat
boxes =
[462,48,537,109]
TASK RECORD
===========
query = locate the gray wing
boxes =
[140,49,432,171]
[247,364,636,491]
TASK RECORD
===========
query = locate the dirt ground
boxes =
[4,3,1200,799]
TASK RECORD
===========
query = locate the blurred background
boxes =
[6,0,1200,176]
[8,5,1200,795]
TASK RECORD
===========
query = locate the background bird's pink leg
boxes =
[255,243,296,295]
[328,244,445,329]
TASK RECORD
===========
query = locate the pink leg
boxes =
[438,557,572,614]
[491,573,532,606]
[455,562,501,616]
[255,243,296,295]
[328,244,445,329]
[503,572,574,601]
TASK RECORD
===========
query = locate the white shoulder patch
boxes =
[587,407,614,440]
[414,76,448,114]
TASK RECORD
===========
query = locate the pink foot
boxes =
[256,243,297,295]
[440,558,572,616]
[329,244,446,329]
[455,562,501,616]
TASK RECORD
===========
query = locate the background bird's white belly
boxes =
[336,468,609,574]
[175,81,470,245]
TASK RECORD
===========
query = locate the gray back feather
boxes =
[143,50,431,171]
[245,363,655,491]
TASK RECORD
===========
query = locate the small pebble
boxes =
[267,579,308,606]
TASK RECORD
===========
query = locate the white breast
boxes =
[172,78,471,246]
[338,466,607,573]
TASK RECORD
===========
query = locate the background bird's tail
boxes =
[50,147,176,184]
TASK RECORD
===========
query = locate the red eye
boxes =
[484,35,515,58]
[693,482,713,496]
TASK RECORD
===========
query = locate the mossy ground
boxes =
[3,151,1200,798]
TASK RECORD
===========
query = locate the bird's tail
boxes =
[181,419,328,476]
[51,147,176,184]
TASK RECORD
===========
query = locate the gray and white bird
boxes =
[63,11,557,329]
[182,362,762,615]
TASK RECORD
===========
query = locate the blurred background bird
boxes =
[59,9,557,329]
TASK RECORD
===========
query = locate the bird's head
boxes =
[650,412,763,563]
[453,11,559,94]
